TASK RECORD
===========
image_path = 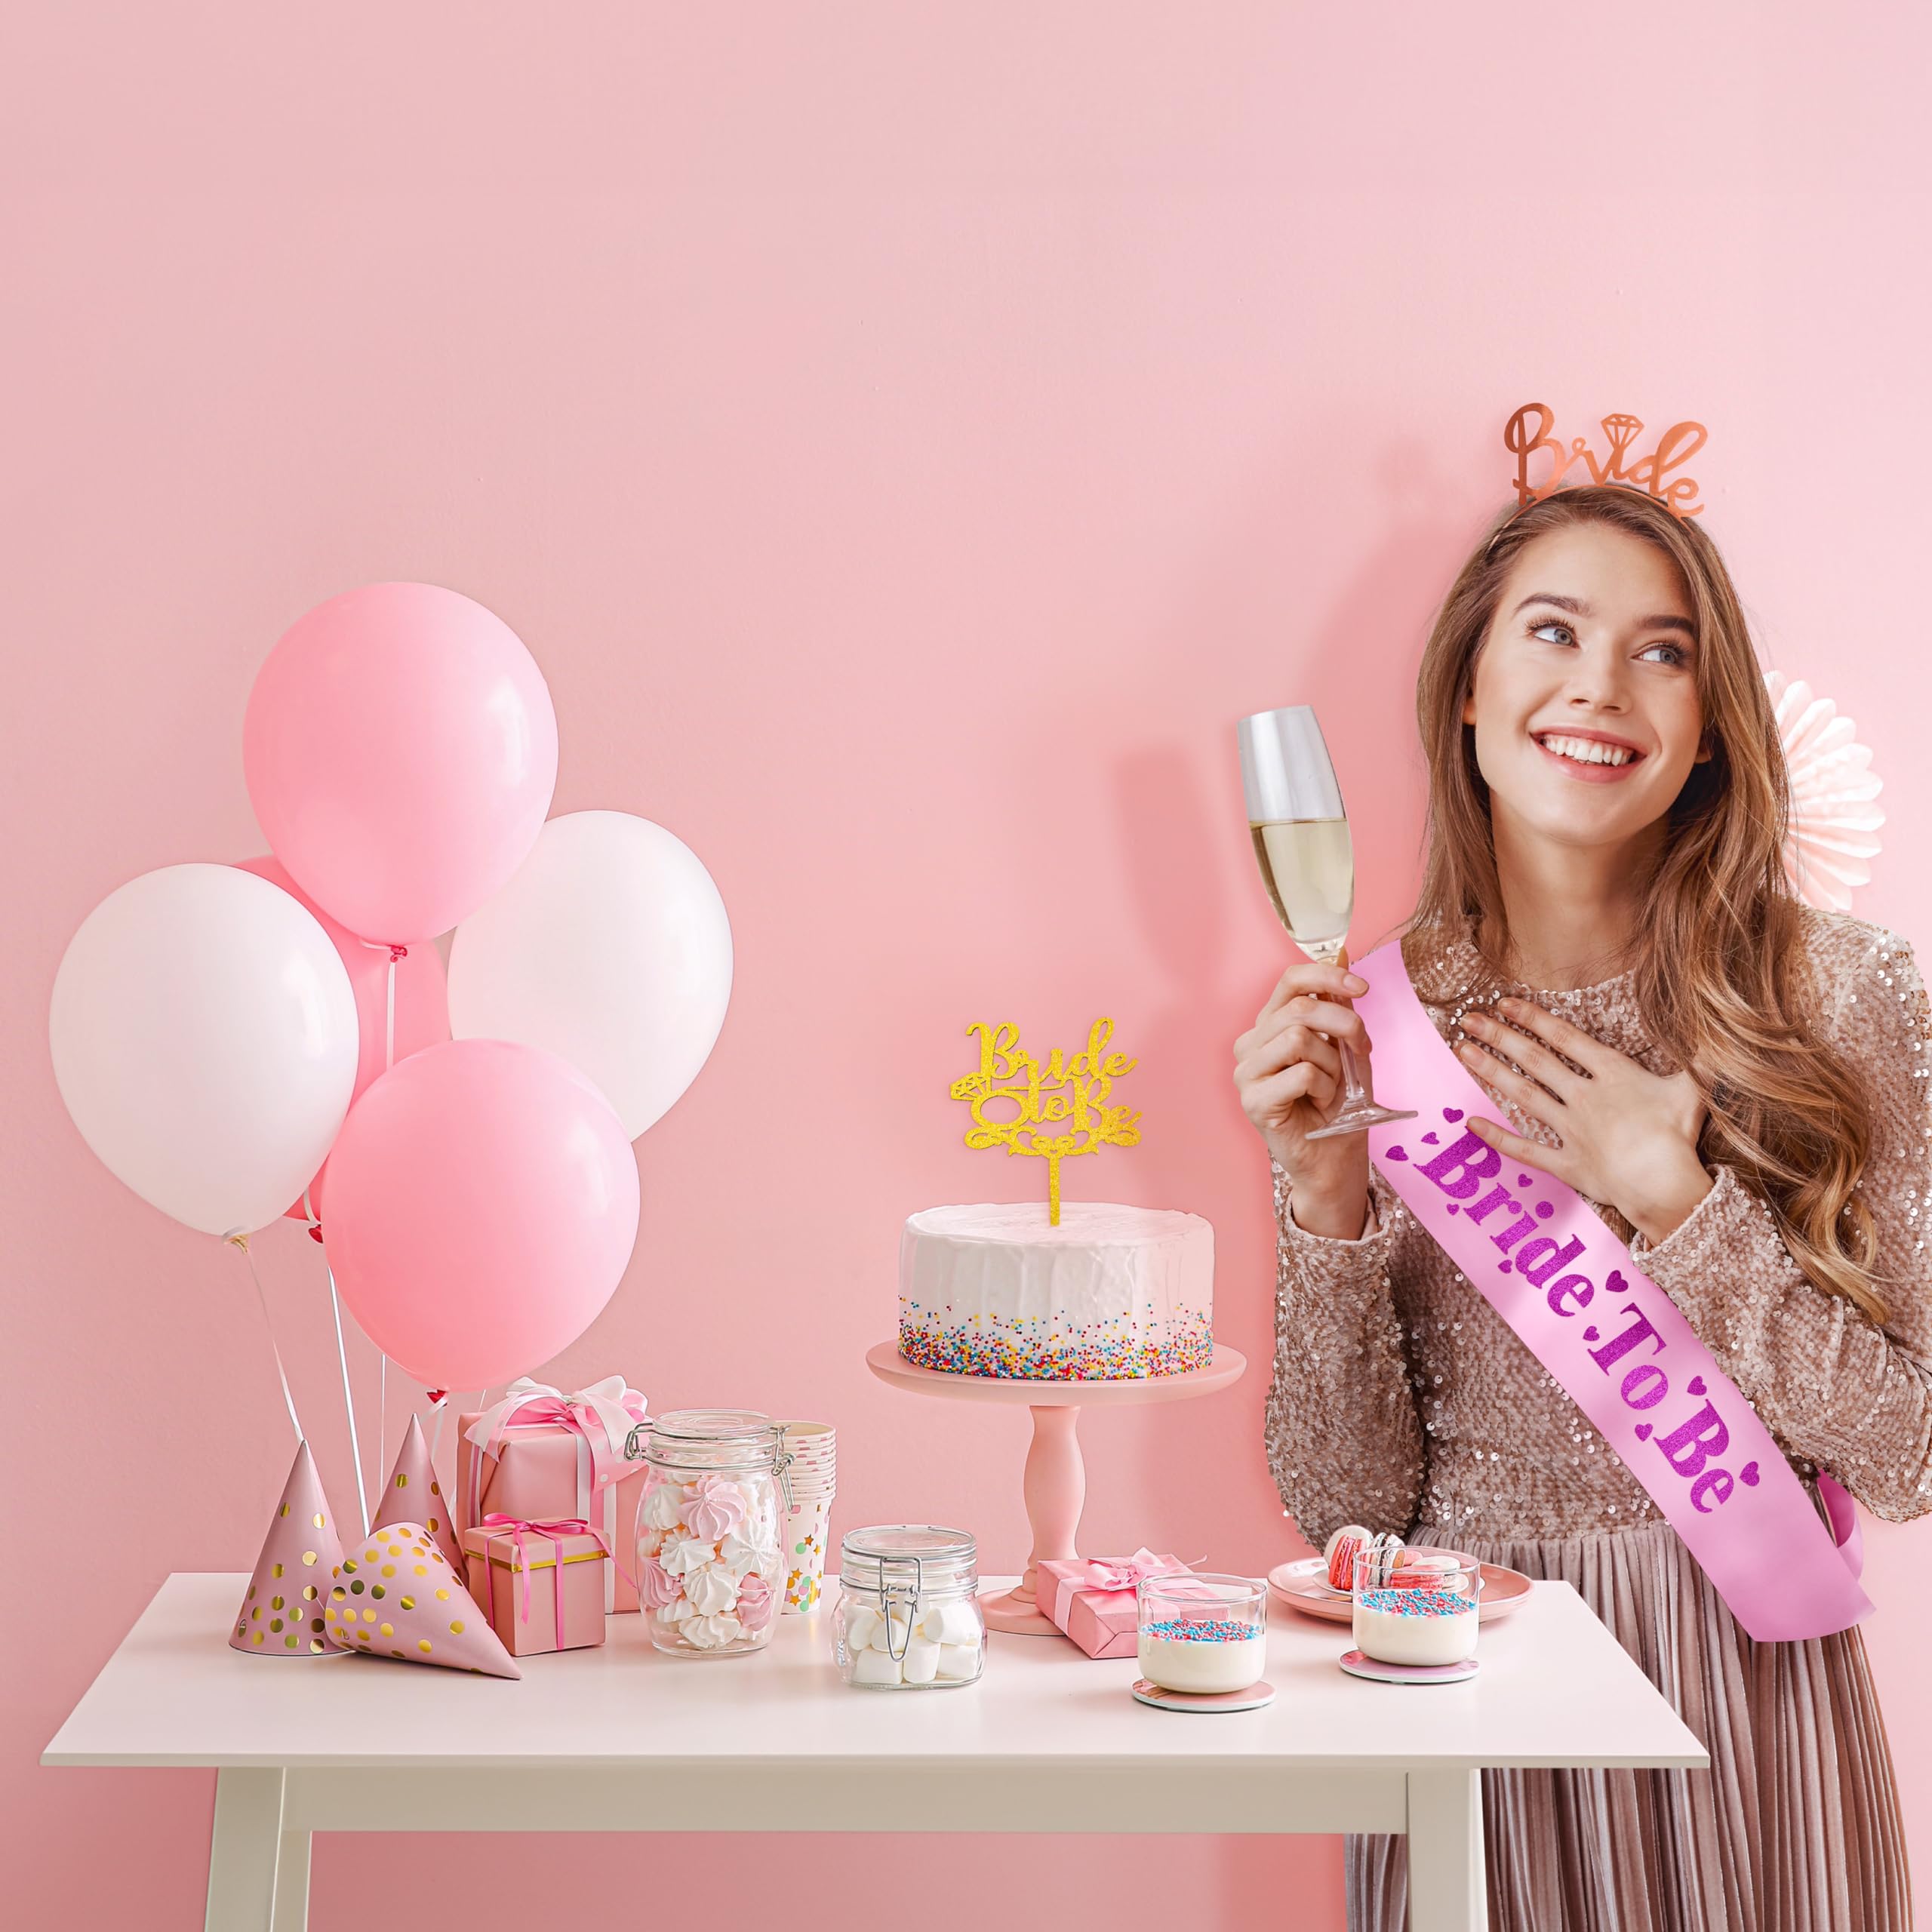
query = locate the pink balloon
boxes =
[243,583,558,945]
[323,1040,640,1389]
[232,857,451,1220]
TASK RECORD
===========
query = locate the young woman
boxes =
[1235,481,1927,1931]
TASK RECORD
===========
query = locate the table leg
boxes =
[981,1404,1084,1635]
[270,1829,310,1932]
[1405,1768,1487,1932]
[205,1767,286,1932]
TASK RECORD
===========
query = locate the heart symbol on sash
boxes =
[1443,1108,1463,1121]
[1687,1376,1706,1396]
[1517,1174,1534,1188]
[1386,1146,1408,1161]
[1583,1327,1600,1341]
[1740,1463,1761,1486]
[1606,1269,1627,1296]
[1634,1423,1652,1440]
[1422,1132,1440,1145]
[1498,1260,1512,1272]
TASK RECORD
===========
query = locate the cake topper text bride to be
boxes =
[949,1018,1140,1226]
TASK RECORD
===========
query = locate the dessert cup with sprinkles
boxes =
[1350,1550,1480,1668]
[1136,1572,1269,1694]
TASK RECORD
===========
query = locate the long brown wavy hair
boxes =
[1409,483,1888,1324]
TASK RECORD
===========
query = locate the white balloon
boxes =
[448,811,733,1138]
[50,864,360,1235]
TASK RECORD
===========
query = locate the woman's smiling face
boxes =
[1463,521,1710,851]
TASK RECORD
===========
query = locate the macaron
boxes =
[1389,1549,1466,1590]
[1358,1530,1407,1590]
[1323,1524,1371,1592]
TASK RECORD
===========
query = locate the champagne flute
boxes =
[1237,705,1417,1137]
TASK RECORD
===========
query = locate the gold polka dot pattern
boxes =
[318,1519,521,1678]
[368,1415,469,1571]
[231,1441,345,1659]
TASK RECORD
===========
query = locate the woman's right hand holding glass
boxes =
[1233,952,1375,1238]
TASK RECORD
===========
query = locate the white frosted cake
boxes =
[897,1202,1214,1380]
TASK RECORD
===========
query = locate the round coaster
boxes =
[1338,1647,1478,1684]
[1131,1677,1277,1712]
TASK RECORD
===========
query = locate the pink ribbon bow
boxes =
[475,1513,626,1648]
[465,1376,648,1498]
[1083,1548,1183,1593]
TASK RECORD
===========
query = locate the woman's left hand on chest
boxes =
[1457,998,1715,1244]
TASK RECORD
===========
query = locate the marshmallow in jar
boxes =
[1350,1549,1481,1666]
[632,1409,787,1658]
[833,1525,984,1689]
[1135,1573,1269,1694]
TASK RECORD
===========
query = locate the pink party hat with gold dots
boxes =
[231,1440,346,1657]
[371,1414,464,1573]
[324,1521,520,1678]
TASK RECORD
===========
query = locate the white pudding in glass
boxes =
[1137,1618,1267,1694]
[1352,1586,1478,1666]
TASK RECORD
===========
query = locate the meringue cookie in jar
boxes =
[631,1409,787,1658]
[833,1525,984,1688]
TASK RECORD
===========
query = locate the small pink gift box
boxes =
[1037,1550,1194,1659]
[458,1377,648,1614]
[463,1518,611,1657]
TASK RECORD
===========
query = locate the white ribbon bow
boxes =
[463,1374,649,1465]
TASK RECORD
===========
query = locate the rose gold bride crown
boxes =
[1504,401,1707,521]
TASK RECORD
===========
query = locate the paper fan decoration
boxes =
[231,1441,345,1656]
[324,1520,521,1677]
[1765,670,1884,910]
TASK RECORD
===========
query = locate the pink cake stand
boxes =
[864,1340,1247,1635]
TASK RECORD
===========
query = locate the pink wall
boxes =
[5,7,1927,1925]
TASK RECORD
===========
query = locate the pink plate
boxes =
[1268,1555,1531,1624]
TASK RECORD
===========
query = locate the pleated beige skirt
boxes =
[1346,1521,1913,1931]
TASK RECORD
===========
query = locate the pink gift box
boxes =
[458,1381,647,1614]
[1037,1552,1194,1659]
[463,1521,609,1657]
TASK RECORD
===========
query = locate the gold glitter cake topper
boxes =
[949,1018,1140,1226]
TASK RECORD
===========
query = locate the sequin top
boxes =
[1264,905,1932,1546]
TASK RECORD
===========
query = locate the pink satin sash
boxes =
[1350,938,1870,1644]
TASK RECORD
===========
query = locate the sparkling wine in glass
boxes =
[1238,705,1417,1138]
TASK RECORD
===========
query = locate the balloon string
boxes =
[352,941,404,1494]
[306,1188,372,1539]
[327,1264,372,1538]
[380,949,398,1479]
[225,1232,303,1444]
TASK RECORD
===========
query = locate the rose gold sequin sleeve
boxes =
[1630,924,1932,1523]
[1263,1158,1426,1547]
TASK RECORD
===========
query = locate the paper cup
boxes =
[777,1420,835,1467]
[777,1421,835,1494]
[780,1490,835,1614]
[775,1421,835,1612]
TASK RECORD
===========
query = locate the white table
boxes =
[44,1572,1705,1932]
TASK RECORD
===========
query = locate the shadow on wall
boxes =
[1100,465,1494,1556]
